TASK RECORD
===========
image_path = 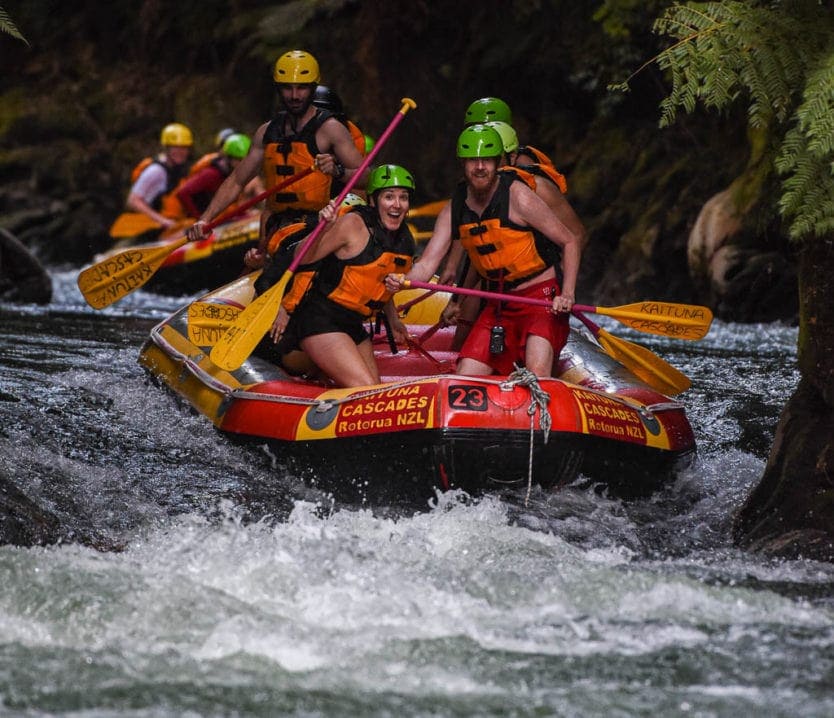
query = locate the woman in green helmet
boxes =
[266,164,417,387]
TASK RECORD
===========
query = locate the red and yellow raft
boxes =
[138,274,696,504]
[98,211,260,296]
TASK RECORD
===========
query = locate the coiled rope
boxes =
[500,365,552,505]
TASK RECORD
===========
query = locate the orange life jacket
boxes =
[450,172,555,289]
[188,151,221,176]
[346,120,366,155]
[280,270,317,314]
[283,206,414,318]
[130,155,189,219]
[130,156,154,183]
[503,163,568,195]
[262,109,334,214]
[516,144,554,167]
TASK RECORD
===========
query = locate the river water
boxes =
[1,270,832,717]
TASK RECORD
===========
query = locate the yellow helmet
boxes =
[273,50,320,84]
[160,123,193,147]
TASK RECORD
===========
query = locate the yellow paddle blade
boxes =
[407,199,448,218]
[108,212,162,238]
[594,301,713,340]
[187,302,241,345]
[209,279,286,371]
[77,236,188,309]
[596,327,691,396]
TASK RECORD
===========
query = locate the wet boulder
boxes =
[733,379,834,562]
[0,228,52,304]
[0,476,62,547]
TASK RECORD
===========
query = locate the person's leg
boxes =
[356,338,381,384]
[523,334,555,377]
[301,332,378,387]
[456,356,494,375]
[281,349,320,378]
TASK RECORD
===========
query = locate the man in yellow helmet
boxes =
[125,122,193,232]
[186,50,367,270]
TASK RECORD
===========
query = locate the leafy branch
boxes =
[0,5,28,45]
[614,1,834,241]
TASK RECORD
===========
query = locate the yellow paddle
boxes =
[572,310,691,396]
[574,300,713,341]
[108,212,163,238]
[401,279,713,340]
[210,97,419,372]
[407,199,448,218]
[78,168,314,309]
[78,236,190,309]
[187,302,242,345]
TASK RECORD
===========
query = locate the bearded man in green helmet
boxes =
[387,124,581,378]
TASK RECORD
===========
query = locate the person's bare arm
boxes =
[511,183,580,309]
[186,122,267,240]
[536,179,588,250]
[126,193,176,228]
[293,201,362,265]
[315,119,367,185]
[387,202,453,291]
[438,240,466,285]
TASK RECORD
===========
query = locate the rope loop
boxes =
[502,364,553,505]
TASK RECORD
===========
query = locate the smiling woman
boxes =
[262,163,419,387]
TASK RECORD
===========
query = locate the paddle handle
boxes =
[572,303,597,314]
[403,278,554,309]
[397,287,438,313]
[288,97,417,274]
[570,308,601,337]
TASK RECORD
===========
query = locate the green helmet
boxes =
[483,121,518,154]
[222,133,251,159]
[456,124,504,159]
[464,97,513,126]
[366,164,415,196]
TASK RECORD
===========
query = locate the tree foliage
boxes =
[625,1,834,241]
[0,5,27,44]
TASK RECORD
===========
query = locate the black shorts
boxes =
[279,292,370,354]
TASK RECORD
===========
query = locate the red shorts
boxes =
[458,278,569,375]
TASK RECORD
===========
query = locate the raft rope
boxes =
[500,365,552,506]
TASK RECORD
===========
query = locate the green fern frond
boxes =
[651,1,828,127]
[0,6,28,44]
[795,59,834,158]
[644,1,834,241]
[778,146,834,239]
[776,51,834,239]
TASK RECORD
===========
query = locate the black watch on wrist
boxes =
[334,161,345,179]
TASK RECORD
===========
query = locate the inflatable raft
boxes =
[96,211,260,297]
[138,274,696,504]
